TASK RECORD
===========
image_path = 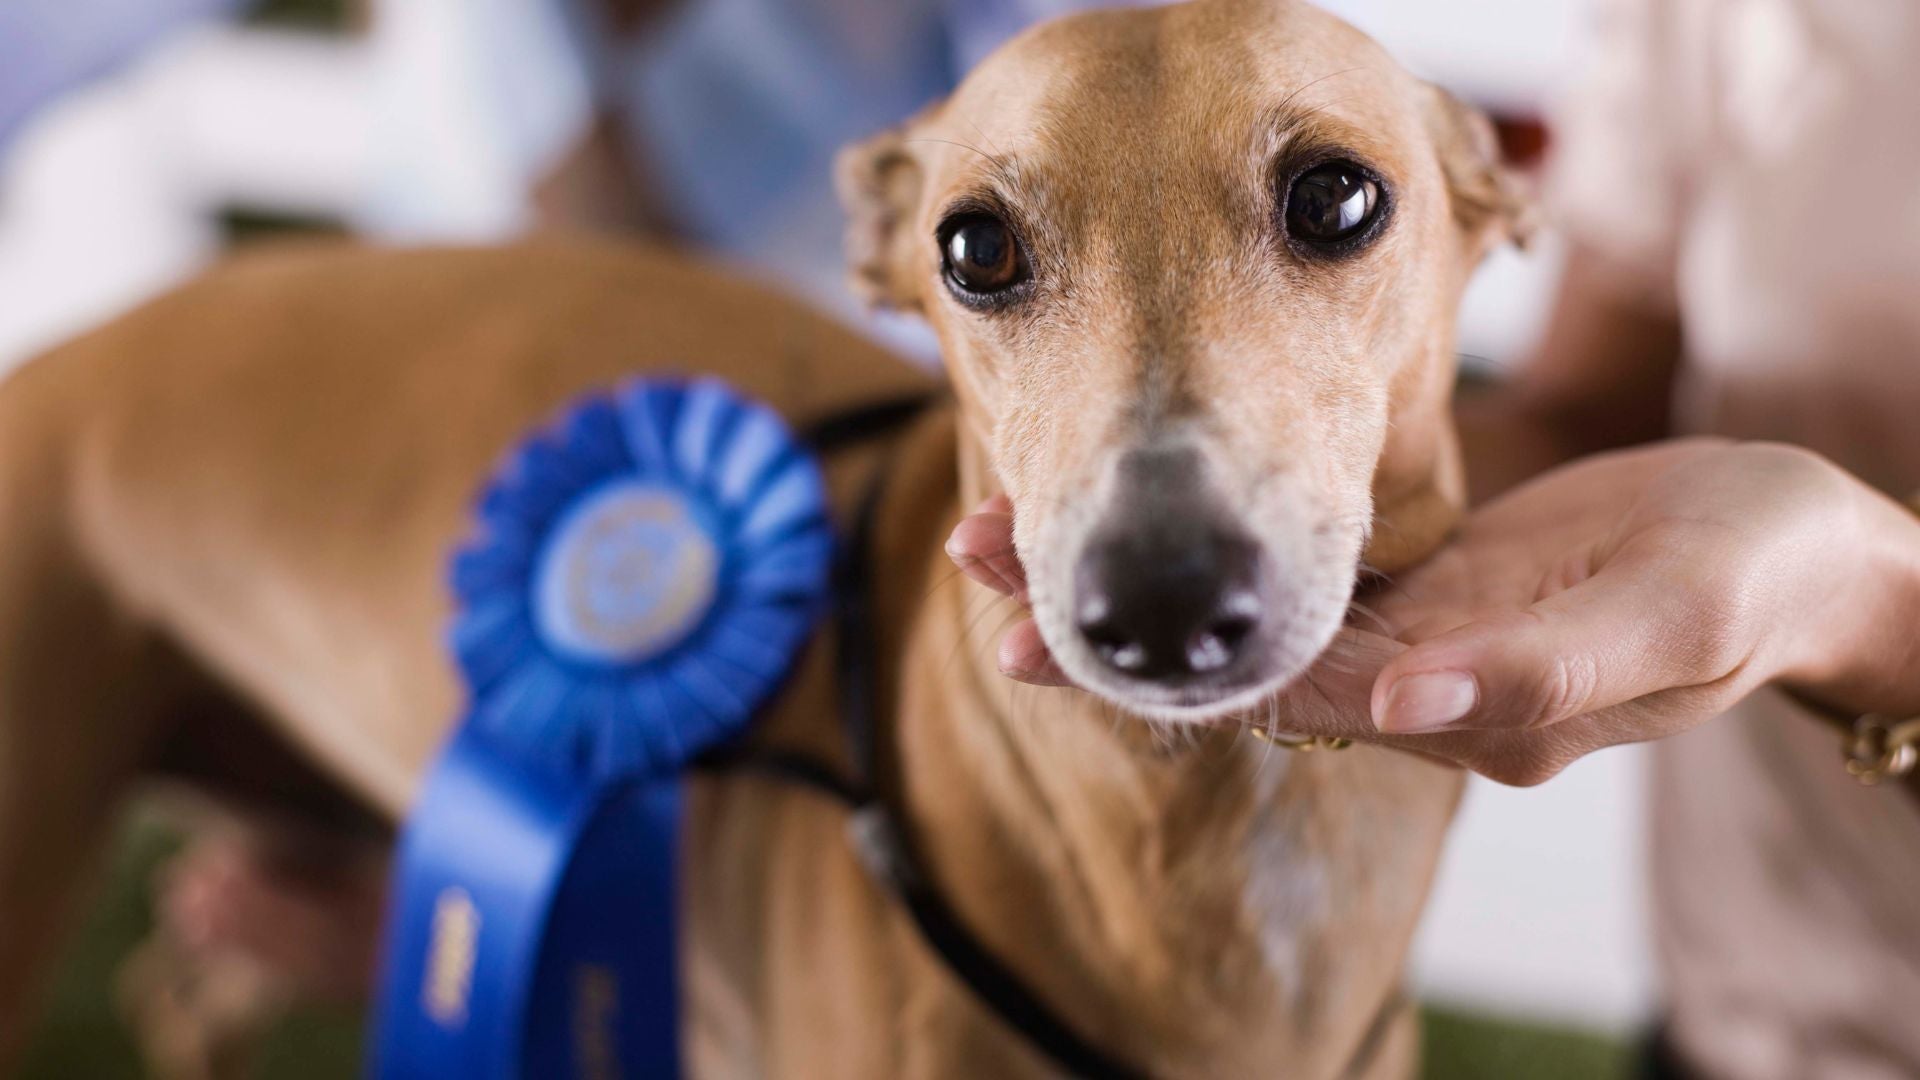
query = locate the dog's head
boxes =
[838,0,1529,720]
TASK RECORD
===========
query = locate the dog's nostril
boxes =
[1083,621,1149,673]
[1077,596,1151,674]
[1188,610,1258,674]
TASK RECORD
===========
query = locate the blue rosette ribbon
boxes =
[371,378,833,1079]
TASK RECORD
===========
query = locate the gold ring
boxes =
[1247,728,1352,752]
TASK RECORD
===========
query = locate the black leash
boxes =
[703,392,1400,1080]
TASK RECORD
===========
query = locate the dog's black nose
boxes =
[1074,537,1263,682]
[1072,448,1264,684]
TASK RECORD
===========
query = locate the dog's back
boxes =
[0,240,939,1064]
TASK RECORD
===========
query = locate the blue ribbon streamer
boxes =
[370,378,832,1079]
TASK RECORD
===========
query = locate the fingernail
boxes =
[1378,671,1477,733]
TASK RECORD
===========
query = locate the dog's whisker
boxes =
[1345,599,1394,635]
[937,591,1020,679]
[1355,560,1396,588]
[1284,93,1365,131]
[902,136,1005,168]
[956,582,1008,630]
[1312,654,1370,678]
[958,113,1007,162]
[1272,66,1366,120]
[1255,697,1283,768]
[919,562,977,606]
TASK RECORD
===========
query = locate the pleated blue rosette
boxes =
[372,378,833,1080]
[447,376,833,778]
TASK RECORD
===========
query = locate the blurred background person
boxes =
[1463,0,1920,1076]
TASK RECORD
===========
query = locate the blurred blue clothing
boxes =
[608,0,954,302]
[571,0,1125,318]
[0,0,244,156]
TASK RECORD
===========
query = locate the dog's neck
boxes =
[888,427,1461,1077]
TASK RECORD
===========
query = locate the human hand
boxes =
[948,440,1920,783]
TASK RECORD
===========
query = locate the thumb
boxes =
[1371,557,1740,733]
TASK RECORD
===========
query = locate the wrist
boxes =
[1780,477,1920,717]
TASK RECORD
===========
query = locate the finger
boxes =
[996,618,1071,686]
[945,496,1027,600]
[1371,551,1743,733]
[1226,628,1402,740]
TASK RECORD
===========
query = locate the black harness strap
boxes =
[823,425,1150,1080]
[799,393,941,459]
[705,392,1146,1078]
[704,392,1399,1080]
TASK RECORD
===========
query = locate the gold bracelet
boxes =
[1842,714,1920,785]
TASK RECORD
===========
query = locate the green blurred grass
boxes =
[17,819,362,1080]
[22,818,1634,1079]
[1423,1005,1632,1080]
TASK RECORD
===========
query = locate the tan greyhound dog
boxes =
[0,1,1528,1076]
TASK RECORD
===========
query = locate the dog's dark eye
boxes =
[1284,162,1382,246]
[940,214,1030,298]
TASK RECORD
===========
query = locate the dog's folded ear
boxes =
[1426,86,1539,253]
[836,121,930,312]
